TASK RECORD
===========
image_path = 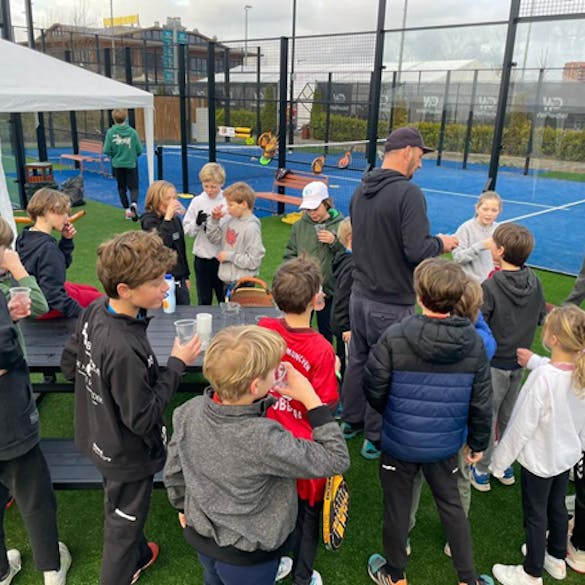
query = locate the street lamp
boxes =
[244,4,252,68]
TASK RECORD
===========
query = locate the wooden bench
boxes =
[60,139,110,177]
[256,170,329,214]
[40,439,164,490]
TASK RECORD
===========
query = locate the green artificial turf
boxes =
[7,199,582,584]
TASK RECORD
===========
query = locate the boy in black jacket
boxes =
[469,223,547,492]
[0,217,71,585]
[363,258,493,585]
[61,231,200,585]
[330,217,353,377]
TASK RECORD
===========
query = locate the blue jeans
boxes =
[340,293,414,443]
[197,552,279,585]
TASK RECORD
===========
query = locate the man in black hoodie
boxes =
[339,127,459,460]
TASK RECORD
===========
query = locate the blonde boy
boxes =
[183,163,227,304]
[164,325,349,585]
[206,182,265,294]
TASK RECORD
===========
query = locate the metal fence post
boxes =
[277,36,289,214]
[207,41,217,162]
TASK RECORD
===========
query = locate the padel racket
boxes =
[258,131,273,149]
[311,156,325,174]
[337,149,353,169]
[322,474,349,550]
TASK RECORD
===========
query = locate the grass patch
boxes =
[540,170,585,182]
[9,200,581,584]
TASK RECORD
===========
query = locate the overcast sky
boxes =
[9,0,583,69]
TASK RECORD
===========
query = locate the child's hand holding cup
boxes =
[8,286,32,321]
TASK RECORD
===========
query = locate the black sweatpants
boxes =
[175,278,191,306]
[194,256,224,305]
[113,166,138,210]
[521,465,570,578]
[291,498,322,585]
[572,453,585,550]
[100,475,154,585]
[0,444,60,576]
[380,453,478,584]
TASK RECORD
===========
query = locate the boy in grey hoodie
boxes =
[206,182,265,296]
[164,325,349,585]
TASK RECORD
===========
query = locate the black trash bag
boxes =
[60,175,85,207]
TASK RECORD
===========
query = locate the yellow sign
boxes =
[103,14,140,27]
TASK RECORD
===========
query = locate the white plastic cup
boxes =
[174,319,196,345]
[220,301,241,327]
[314,224,327,233]
[197,313,213,349]
[9,286,31,311]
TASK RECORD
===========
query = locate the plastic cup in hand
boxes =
[174,319,196,345]
[9,286,31,311]
[314,286,326,311]
[314,224,327,234]
[176,201,186,215]
[220,302,241,327]
[272,363,288,391]
[196,313,213,349]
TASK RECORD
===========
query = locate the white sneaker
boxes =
[0,550,21,585]
[44,542,71,585]
[493,564,542,585]
[521,543,567,580]
[309,570,323,585]
[275,556,292,581]
[566,538,585,573]
[444,541,452,557]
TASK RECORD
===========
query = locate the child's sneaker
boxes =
[567,538,585,573]
[492,564,542,585]
[367,553,407,584]
[0,550,21,585]
[129,203,139,222]
[309,570,323,585]
[444,542,452,557]
[497,466,515,486]
[405,538,411,556]
[361,439,381,460]
[131,542,159,584]
[44,542,71,585]
[124,208,133,220]
[276,556,292,581]
[339,421,362,440]
[469,464,491,492]
[477,577,495,585]
[520,543,566,580]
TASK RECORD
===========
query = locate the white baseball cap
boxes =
[300,181,329,210]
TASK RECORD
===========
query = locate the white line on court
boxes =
[164,148,567,212]
[503,197,585,223]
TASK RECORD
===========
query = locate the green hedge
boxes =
[309,114,585,162]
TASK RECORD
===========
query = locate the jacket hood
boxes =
[16,228,54,262]
[361,168,410,199]
[491,268,540,307]
[300,208,343,226]
[332,248,351,272]
[403,314,477,364]
[111,123,135,136]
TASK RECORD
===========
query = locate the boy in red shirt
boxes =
[258,254,338,585]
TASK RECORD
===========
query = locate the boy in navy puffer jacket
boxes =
[363,258,493,585]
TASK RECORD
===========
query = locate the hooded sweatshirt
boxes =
[350,169,443,305]
[283,209,345,297]
[103,123,142,169]
[364,313,492,462]
[16,228,82,318]
[481,267,547,369]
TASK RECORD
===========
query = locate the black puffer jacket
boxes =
[364,314,492,462]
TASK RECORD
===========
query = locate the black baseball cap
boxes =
[384,127,434,154]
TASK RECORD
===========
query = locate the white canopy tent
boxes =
[0,38,155,235]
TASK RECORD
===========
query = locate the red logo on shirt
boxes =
[226,227,237,247]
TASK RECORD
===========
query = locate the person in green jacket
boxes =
[103,108,143,221]
[284,181,345,343]
[0,245,49,355]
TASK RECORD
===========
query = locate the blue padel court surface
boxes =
[36,144,585,275]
